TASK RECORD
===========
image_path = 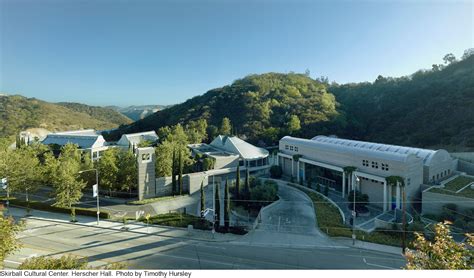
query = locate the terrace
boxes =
[430,175,474,199]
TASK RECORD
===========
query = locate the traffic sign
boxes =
[1,178,7,190]
[92,184,98,197]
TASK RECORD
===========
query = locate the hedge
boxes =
[5,198,110,219]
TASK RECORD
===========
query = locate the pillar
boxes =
[297,161,300,182]
[383,182,387,212]
[291,158,294,178]
[396,183,401,209]
[342,171,346,198]
[351,172,355,190]
[388,184,393,211]
[302,162,306,182]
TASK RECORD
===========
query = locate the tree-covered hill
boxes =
[0,95,133,137]
[105,73,341,145]
[57,102,133,126]
[107,53,474,151]
[330,54,474,151]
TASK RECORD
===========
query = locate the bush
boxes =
[453,218,467,229]
[324,185,329,196]
[269,165,282,178]
[10,199,110,219]
[347,190,369,212]
[248,180,278,210]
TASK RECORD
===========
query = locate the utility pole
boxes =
[352,175,359,246]
[1,178,9,216]
[401,182,406,254]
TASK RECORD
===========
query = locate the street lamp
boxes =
[78,169,100,226]
[352,175,360,245]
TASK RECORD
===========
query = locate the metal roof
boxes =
[210,135,269,160]
[118,131,159,146]
[42,130,105,149]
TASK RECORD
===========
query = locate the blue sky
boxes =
[0,0,472,106]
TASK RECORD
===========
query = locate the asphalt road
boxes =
[5,213,406,270]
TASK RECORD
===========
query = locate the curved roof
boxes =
[308,135,440,166]
[210,135,269,160]
[42,130,105,149]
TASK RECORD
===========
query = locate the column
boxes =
[351,172,355,190]
[276,153,279,166]
[388,184,393,211]
[342,171,346,198]
[302,162,306,182]
[296,161,300,182]
[383,182,387,212]
[396,183,401,209]
[291,158,294,178]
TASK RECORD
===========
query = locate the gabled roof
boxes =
[210,135,269,160]
[118,131,159,146]
[42,129,105,149]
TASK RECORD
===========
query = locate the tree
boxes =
[0,215,24,269]
[178,149,183,195]
[96,148,118,196]
[224,178,230,230]
[200,181,205,218]
[19,254,88,270]
[214,181,220,228]
[186,119,208,144]
[269,165,282,178]
[171,147,177,194]
[235,165,240,200]
[324,184,329,196]
[287,115,301,134]
[443,53,456,64]
[461,48,474,60]
[244,169,250,201]
[51,144,86,221]
[220,117,232,136]
[405,222,474,269]
[116,149,137,195]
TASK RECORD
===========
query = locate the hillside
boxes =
[57,102,133,125]
[0,95,133,138]
[105,73,341,145]
[330,54,474,151]
[107,55,474,151]
[107,105,170,121]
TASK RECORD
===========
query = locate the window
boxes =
[407,178,411,186]
[142,153,151,162]
[371,161,378,169]
[290,146,294,151]
[294,147,298,152]
[362,160,369,167]
[285,145,289,150]
[381,163,389,171]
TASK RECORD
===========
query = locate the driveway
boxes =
[234,182,342,248]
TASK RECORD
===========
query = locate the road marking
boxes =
[363,257,397,269]
[4,260,21,265]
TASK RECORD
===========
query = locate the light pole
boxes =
[352,175,360,245]
[78,169,100,226]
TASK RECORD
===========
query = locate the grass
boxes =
[430,176,474,199]
[286,183,405,247]
[127,194,188,205]
[139,212,212,230]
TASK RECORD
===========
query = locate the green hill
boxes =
[57,102,133,126]
[330,54,474,151]
[0,95,133,137]
[105,73,341,145]
[107,54,474,151]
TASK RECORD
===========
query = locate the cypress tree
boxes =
[235,165,240,200]
[200,181,205,218]
[171,148,176,194]
[244,168,250,200]
[224,178,230,230]
[214,181,220,228]
[178,149,183,195]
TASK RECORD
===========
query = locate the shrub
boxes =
[316,183,321,192]
[324,185,329,196]
[269,165,282,178]
[9,199,110,219]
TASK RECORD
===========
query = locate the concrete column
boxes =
[342,171,346,198]
[302,162,306,182]
[388,184,393,211]
[383,182,387,212]
[297,161,300,182]
[351,172,355,190]
[276,153,279,166]
[291,159,294,178]
[396,183,401,209]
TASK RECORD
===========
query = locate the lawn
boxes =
[430,176,474,199]
[127,194,187,205]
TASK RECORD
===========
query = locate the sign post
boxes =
[1,178,8,216]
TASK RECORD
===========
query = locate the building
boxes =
[278,135,456,211]
[189,135,270,173]
[117,131,159,150]
[41,129,108,160]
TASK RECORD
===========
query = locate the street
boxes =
[5,208,406,269]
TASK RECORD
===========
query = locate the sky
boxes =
[0,0,472,106]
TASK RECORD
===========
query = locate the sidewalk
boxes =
[333,237,403,255]
[8,206,242,243]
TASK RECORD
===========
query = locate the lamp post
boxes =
[78,169,100,226]
[352,175,360,246]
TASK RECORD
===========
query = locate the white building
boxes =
[278,135,456,211]
[117,131,159,150]
[189,135,270,173]
[41,129,108,160]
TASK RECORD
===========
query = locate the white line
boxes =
[4,260,21,265]
[363,258,397,269]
